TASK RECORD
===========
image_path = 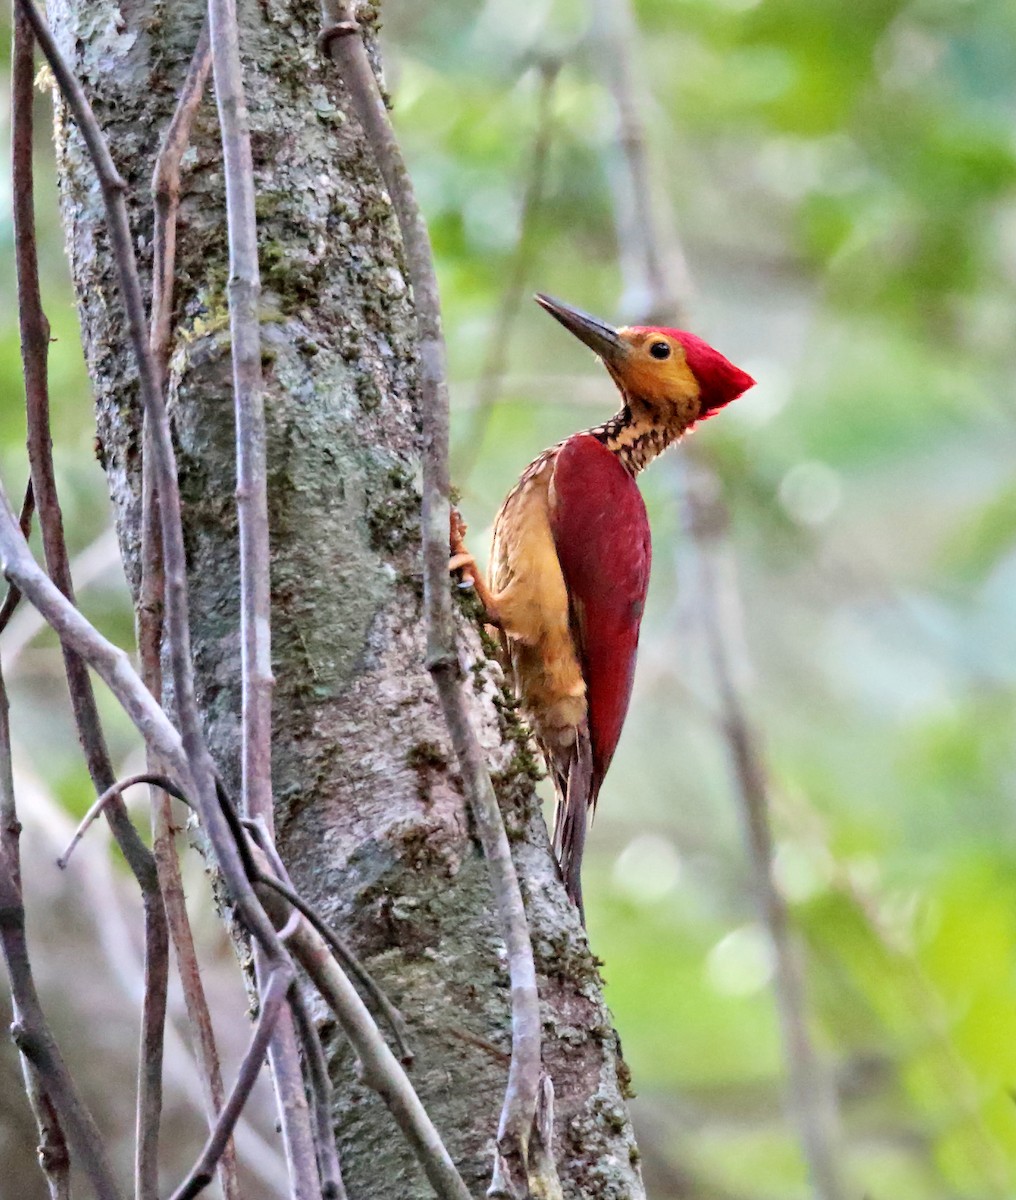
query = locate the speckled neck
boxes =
[589,405,679,476]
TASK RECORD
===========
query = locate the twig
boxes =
[0,183,70,1200]
[591,1,846,1196]
[0,474,451,1200]
[57,772,189,868]
[256,869,413,1061]
[11,13,50,495]
[13,0,291,1007]
[0,480,35,635]
[0,536,121,1200]
[260,1002,319,1200]
[168,963,294,1200]
[8,13,301,1198]
[454,58,559,484]
[0,897,124,1200]
[0,490,188,768]
[288,982,347,1200]
[255,861,472,1200]
[207,0,272,830]
[12,10,170,1198]
[204,2,322,1190]
[17,1059,72,1200]
[319,10,550,1194]
[245,817,413,1063]
[145,26,242,1200]
[1,527,120,670]
[150,18,212,381]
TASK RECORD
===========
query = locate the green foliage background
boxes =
[3,0,1016,1196]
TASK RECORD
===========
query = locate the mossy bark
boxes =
[48,1,645,1194]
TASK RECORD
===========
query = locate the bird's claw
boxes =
[450,507,468,555]
[449,554,477,588]
[449,508,476,587]
[449,506,502,626]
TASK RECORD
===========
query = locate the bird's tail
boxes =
[549,728,595,925]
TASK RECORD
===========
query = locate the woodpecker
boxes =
[450,294,754,921]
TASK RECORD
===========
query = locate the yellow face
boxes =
[609,328,702,431]
[534,294,755,433]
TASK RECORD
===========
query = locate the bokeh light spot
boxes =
[706,924,776,998]
[778,460,843,526]
[612,834,682,904]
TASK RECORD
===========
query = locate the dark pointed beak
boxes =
[534,293,628,366]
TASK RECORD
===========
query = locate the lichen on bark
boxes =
[48,0,646,1194]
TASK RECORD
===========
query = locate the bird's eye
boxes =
[649,341,671,360]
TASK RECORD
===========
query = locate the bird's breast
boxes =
[489,449,588,748]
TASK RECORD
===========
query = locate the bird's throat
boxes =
[589,406,679,476]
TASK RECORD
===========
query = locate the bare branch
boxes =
[140,11,208,764]
[13,0,294,1011]
[0,433,302,1200]
[0,480,35,635]
[0,130,70,1185]
[11,12,50,463]
[1,527,120,669]
[145,27,241,1199]
[168,962,294,1200]
[260,1002,321,1200]
[288,983,347,1200]
[245,818,413,1064]
[255,862,472,1200]
[203,3,322,1190]
[57,773,189,869]
[0,526,121,1200]
[0,494,179,760]
[11,10,171,1197]
[319,11,550,1193]
[0,890,124,1200]
[207,0,272,829]
[150,19,212,381]
[17,1059,72,1200]
[591,1,846,1196]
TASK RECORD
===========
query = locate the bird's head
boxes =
[535,293,755,432]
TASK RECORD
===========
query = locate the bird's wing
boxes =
[549,433,652,793]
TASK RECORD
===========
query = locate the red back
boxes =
[549,434,652,794]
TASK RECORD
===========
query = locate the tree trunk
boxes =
[48,0,645,1194]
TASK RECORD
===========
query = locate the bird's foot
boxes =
[449,507,502,628]
[449,507,477,589]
